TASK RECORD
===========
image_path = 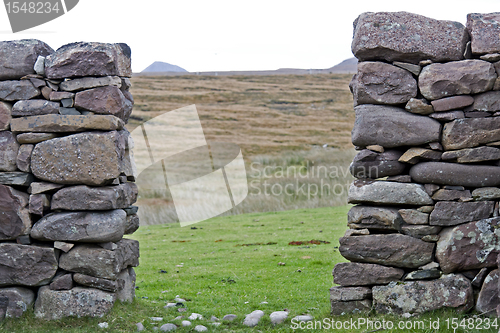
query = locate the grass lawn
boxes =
[2,206,498,332]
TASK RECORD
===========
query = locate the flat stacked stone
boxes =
[0,39,139,321]
[334,11,500,317]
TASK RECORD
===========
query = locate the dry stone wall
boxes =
[0,39,139,320]
[332,12,500,316]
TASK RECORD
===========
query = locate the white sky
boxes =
[0,0,499,73]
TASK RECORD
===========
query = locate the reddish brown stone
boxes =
[419,60,496,100]
[0,184,30,241]
[333,262,404,286]
[436,217,500,273]
[339,234,434,268]
[0,102,11,131]
[0,131,19,172]
[431,96,474,112]
[0,40,53,80]
[45,42,131,79]
[442,117,500,150]
[467,13,500,54]
[352,12,468,64]
[350,62,417,105]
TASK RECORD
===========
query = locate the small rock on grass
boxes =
[222,314,237,321]
[181,320,191,327]
[160,323,177,331]
[136,323,145,331]
[293,315,313,322]
[243,310,265,327]
[194,325,208,332]
[188,313,203,320]
[270,311,288,324]
[210,315,219,322]
[165,303,176,308]
[150,317,163,321]
[98,322,108,328]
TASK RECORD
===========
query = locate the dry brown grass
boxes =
[128,74,355,156]
[127,74,356,224]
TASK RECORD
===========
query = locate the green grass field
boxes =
[2,206,497,332]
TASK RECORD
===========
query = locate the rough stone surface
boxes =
[53,241,74,253]
[348,180,433,206]
[0,184,30,241]
[11,100,59,117]
[349,149,405,179]
[339,234,434,268]
[0,172,33,186]
[31,209,126,243]
[347,205,402,230]
[45,42,131,79]
[31,131,123,186]
[350,62,417,105]
[330,286,371,301]
[15,145,32,174]
[429,201,494,226]
[436,217,500,273]
[405,98,433,115]
[0,287,34,318]
[0,244,57,286]
[0,40,53,80]
[0,80,39,101]
[431,95,474,111]
[60,76,121,92]
[398,148,441,164]
[404,269,441,280]
[398,209,428,225]
[73,273,121,293]
[352,104,441,148]
[0,131,19,172]
[16,133,58,144]
[0,102,11,131]
[331,299,372,316]
[475,269,499,315]
[443,117,500,150]
[352,12,468,64]
[28,193,49,216]
[431,189,471,201]
[441,146,500,163]
[75,86,130,121]
[125,214,140,235]
[10,114,123,133]
[59,239,139,280]
[34,286,116,320]
[372,275,473,314]
[467,13,500,55]
[401,225,442,239]
[429,110,465,121]
[472,187,500,201]
[49,274,73,291]
[393,61,421,75]
[116,267,135,302]
[333,262,404,286]
[28,182,63,194]
[469,91,500,112]
[410,162,500,187]
[51,183,137,210]
[419,60,497,100]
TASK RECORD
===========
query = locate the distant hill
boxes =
[326,57,358,74]
[141,61,188,73]
[135,57,357,76]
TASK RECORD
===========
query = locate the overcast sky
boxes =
[0,0,499,73]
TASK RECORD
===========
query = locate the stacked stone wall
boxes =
[0,39,139,320]
[332,12,500,316]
